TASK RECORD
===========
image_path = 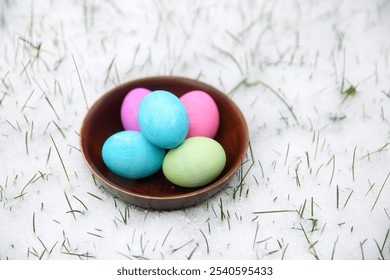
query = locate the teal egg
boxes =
[138,90,189,149]
[102,131,165,179]
[162,137,226,187]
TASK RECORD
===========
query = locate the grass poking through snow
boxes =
[0,0,389,261]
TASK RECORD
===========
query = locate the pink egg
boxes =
[180,90,219,138]
[120,88,151,131]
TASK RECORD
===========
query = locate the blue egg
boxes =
[102,131,165,179]
[138,90,189,149]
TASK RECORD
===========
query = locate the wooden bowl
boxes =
[80,76,248,210]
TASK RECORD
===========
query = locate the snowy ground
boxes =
[0,0,389,260]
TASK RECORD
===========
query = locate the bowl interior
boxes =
[80,76,248,208]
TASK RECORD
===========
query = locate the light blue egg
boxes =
[102,130,165,179]
[138,90,189,149]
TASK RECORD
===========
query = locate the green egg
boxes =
[162,137,226,188]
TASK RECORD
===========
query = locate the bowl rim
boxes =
[80,75,249,202]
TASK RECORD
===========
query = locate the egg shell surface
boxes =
[102,130,165,179]
[138,90,189,149]
[162,137,226,188]
[180,90,220,138]
[120,87,151,131]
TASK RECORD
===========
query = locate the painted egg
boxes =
[162,137,226,188]
[120,87,151,131]
[180,90,219,138]
[138,90,189,149]
[102,130,165,179]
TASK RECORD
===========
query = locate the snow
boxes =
[0,0,389,260]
